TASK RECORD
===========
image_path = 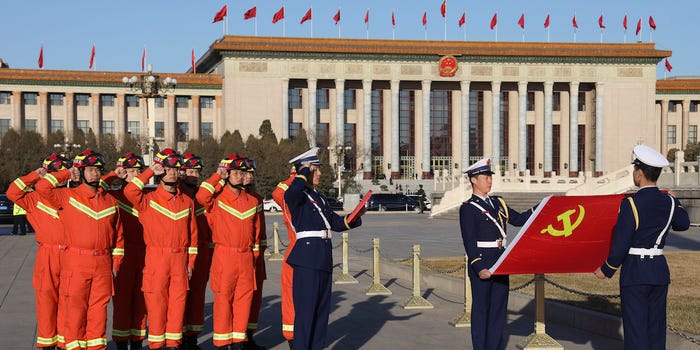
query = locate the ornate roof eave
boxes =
[656,78,700,95]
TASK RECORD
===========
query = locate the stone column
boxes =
[682,99,691,149]
[91,93,101,139]
[390,79,400,179]
[543,82,553,177]
[661,100,669,154]
[335,79,345,147]
[281,78,289,139]
[39,92,49,139]
[461,81,471,172]
[307,78,318,147]
[65,93,75,142]
[517,81,528,175]
[140,97,149,140]
[362,79,372,179]
[166,95,176,147]
[11,91,22,130]
[421,79,431,179]
[215,96,223,139]
[569,82,580,176]
[191,96,200,141]
[491,81,501,173]
[116,94,126,143]
[595,83,604,176]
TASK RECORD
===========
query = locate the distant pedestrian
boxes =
[12,202,28,235]
[415,185,426,214]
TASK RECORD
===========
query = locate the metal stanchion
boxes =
[402,244,433,309]
[267,222,284,261]
[365,238,392,295]
[521,274,563,349]
[449,254,471,327]
[335,232,358,284]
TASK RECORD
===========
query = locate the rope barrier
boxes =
[543,277,620,299]
[667,325,700,346]
[418,255,466,274]
[509,278,536,292]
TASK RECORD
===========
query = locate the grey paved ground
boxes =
[1,213,699,349]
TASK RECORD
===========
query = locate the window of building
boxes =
[288,122,302,138]
[155,97,165,108]
[526,91,535,112]
[316,123,329,149]
[578,92,586,112]
[526,124,535,175]
[370,90,383,158]
[689,125,698,144]
[343,123,356,170]
[51,120,64,133]
[200,96,214,108]
[430,90,452,157]
[344,90,356,110]
[24,119,37,131]
[0,92,10,105]
[176,96,190,108]
[126,95,140,108]
[77,120,90,135]
[127,121,140,137]
[668,125,677,145]
[578,125,586,172]
[49,93,64,106]
[176,122,189,142]
[102,120,114,135]
[553,124,560,172]
[201,122,213,138]
[499,91,509,165]
[469,91,484,158]
[23,92,38,105]
[75,94,90,106]
[155,122,164,140]
[552,91,561,112]
[691,101,699,113]
[289,88,302,109]
[317,89,329,109]
[101,94,115,107]
[0,119,10,137]
[668,101,678,113]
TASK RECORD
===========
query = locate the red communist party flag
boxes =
[458,12,465,27]
[300,8,312,24]
[440,0,446,18]
[636,18,642,35]
[89,44,95,69]
[623,14,628,30]
[649,16,657,30]
[598,14,606,29]
[518,13,525,29]
[38,45,44,69]
[665,58,673,72]
[543,13,550,28]
[272,6,285,24]
[422,11,427,26]
[213,4,227,23]
[489,194,625,275]
[244,6,256,20]
[490,12,497,30]
[333,9,340,24]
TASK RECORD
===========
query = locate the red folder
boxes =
[347,190,372,223]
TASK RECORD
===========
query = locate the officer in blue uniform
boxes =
[284,147,364,350]
[459,158,535,350]
[594,145,689,350]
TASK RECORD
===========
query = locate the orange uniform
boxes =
[36,169,124,350]
[196,173,258,348]
[101,173,148,346]
[124,168,198,349]
[272,174,297,341]
[247,190,267,334]
[7,171,65,349]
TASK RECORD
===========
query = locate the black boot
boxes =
[129,339,142,350]
[40,347,56,350]
[183,335,201,350]
[115,341,129,350]
[287,340,295,350]
[230,343,244,350]
[243,330,266,350]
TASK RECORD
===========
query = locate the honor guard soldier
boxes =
[196,154,259,350]
[36,150,125,350]
[124,148,199,350]
[459,158,535,350]
[7,153,73,350]
[284,147,364,350]
[102,152,149,350]
[595,145,690,350]
[180,152,212,350]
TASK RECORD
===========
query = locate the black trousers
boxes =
[12,214,28,235]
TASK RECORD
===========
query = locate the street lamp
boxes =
[53,140,81,158]
[328,145,352,200]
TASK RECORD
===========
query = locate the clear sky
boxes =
[1,0,698,78]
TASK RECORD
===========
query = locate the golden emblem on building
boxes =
[438,55,458,77]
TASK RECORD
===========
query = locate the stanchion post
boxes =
[335,232,359,284]
[449,254,471,327]
[402,244,433,309]
[521,274,563,349]
[267,222,284,261]
[365,237,392,295]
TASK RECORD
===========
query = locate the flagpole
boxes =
[624,30,627,43]
[392,8,396,40]
[311,6,313,38]
[338,7,341,39]
[650,31,653,43]
[255,4,258,36]
[443,0,447,41]
[366,8,369,39]
[600,29,603,43]
[463,20,466,41]
[224,2,229,35]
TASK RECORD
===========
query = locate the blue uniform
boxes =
[459,194,534,350]
[284,167,361,350]
[600,187,689,350]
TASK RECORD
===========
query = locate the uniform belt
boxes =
[39,242,61,248]
[215,245,251,253]
[628,248,664,257]
[477,239,506,249]
[148,246,187,253]
[66,247,110,256]
[296,230,332,239]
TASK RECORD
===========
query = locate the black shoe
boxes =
[183,335,201,350]
[115,341,129,350]
[19,232,26,235]
[287,340,295,350]
[129,339,142,350]
[230,343,244,350]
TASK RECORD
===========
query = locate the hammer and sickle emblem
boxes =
[540,205,585,237]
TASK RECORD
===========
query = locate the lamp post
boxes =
[328,145,352,200]
[53,139,81,158]
[122,64,176,164]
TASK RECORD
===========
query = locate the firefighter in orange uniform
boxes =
[36,150,124,350]
[180,152,212,350]
[124,148,198,350]
[102,152,148,350]
[272,166,298,350]
[196,154,259,350]
[241,157,267,350]
[7,153,73,350]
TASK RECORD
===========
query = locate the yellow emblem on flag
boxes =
[540,205,585,237]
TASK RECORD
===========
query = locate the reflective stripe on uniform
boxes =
[68,198,117,220]
[200,182,216,194]
[149,200,190,220]
[111,247,125,256]
[217,200,257,220]
[13,178,28,191]
[45,173,59,187]
[36,201,59,219]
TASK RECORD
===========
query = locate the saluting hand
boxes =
[35,167,47,178]
[151,163,164,176]
[115,167,127,180]
[217,167,229,179]
[69,166,81,180]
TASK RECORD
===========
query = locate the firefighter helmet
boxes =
[182,152,204,170]
[153,148,183,168]
[73,149,106,168]
[116,152,145,169]
[42,153,72,172]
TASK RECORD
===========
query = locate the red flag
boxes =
[212,4,227,23]
[422,11,427,26]
[598,14,606,29]
[490,194,626,275]
[623,14,628,30]
[649,16,657,30]
[391,10,396,26]
[490,12,497,30]
[38,45,43,69]
[544,13,550,28]
[518,13,525,29]
[300,8,312,24]
[243,6,256,20]
[89,44,95,69]
[191,48,196,74]
[333,9,340,24]
[364,9,369,24]
[635,18,642,35]
[141,46,146,72]
[458,12,466,27]
[272,6,285,24]
[440,0,446,18]
[572,14,578,29]
[665,58,672,72]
